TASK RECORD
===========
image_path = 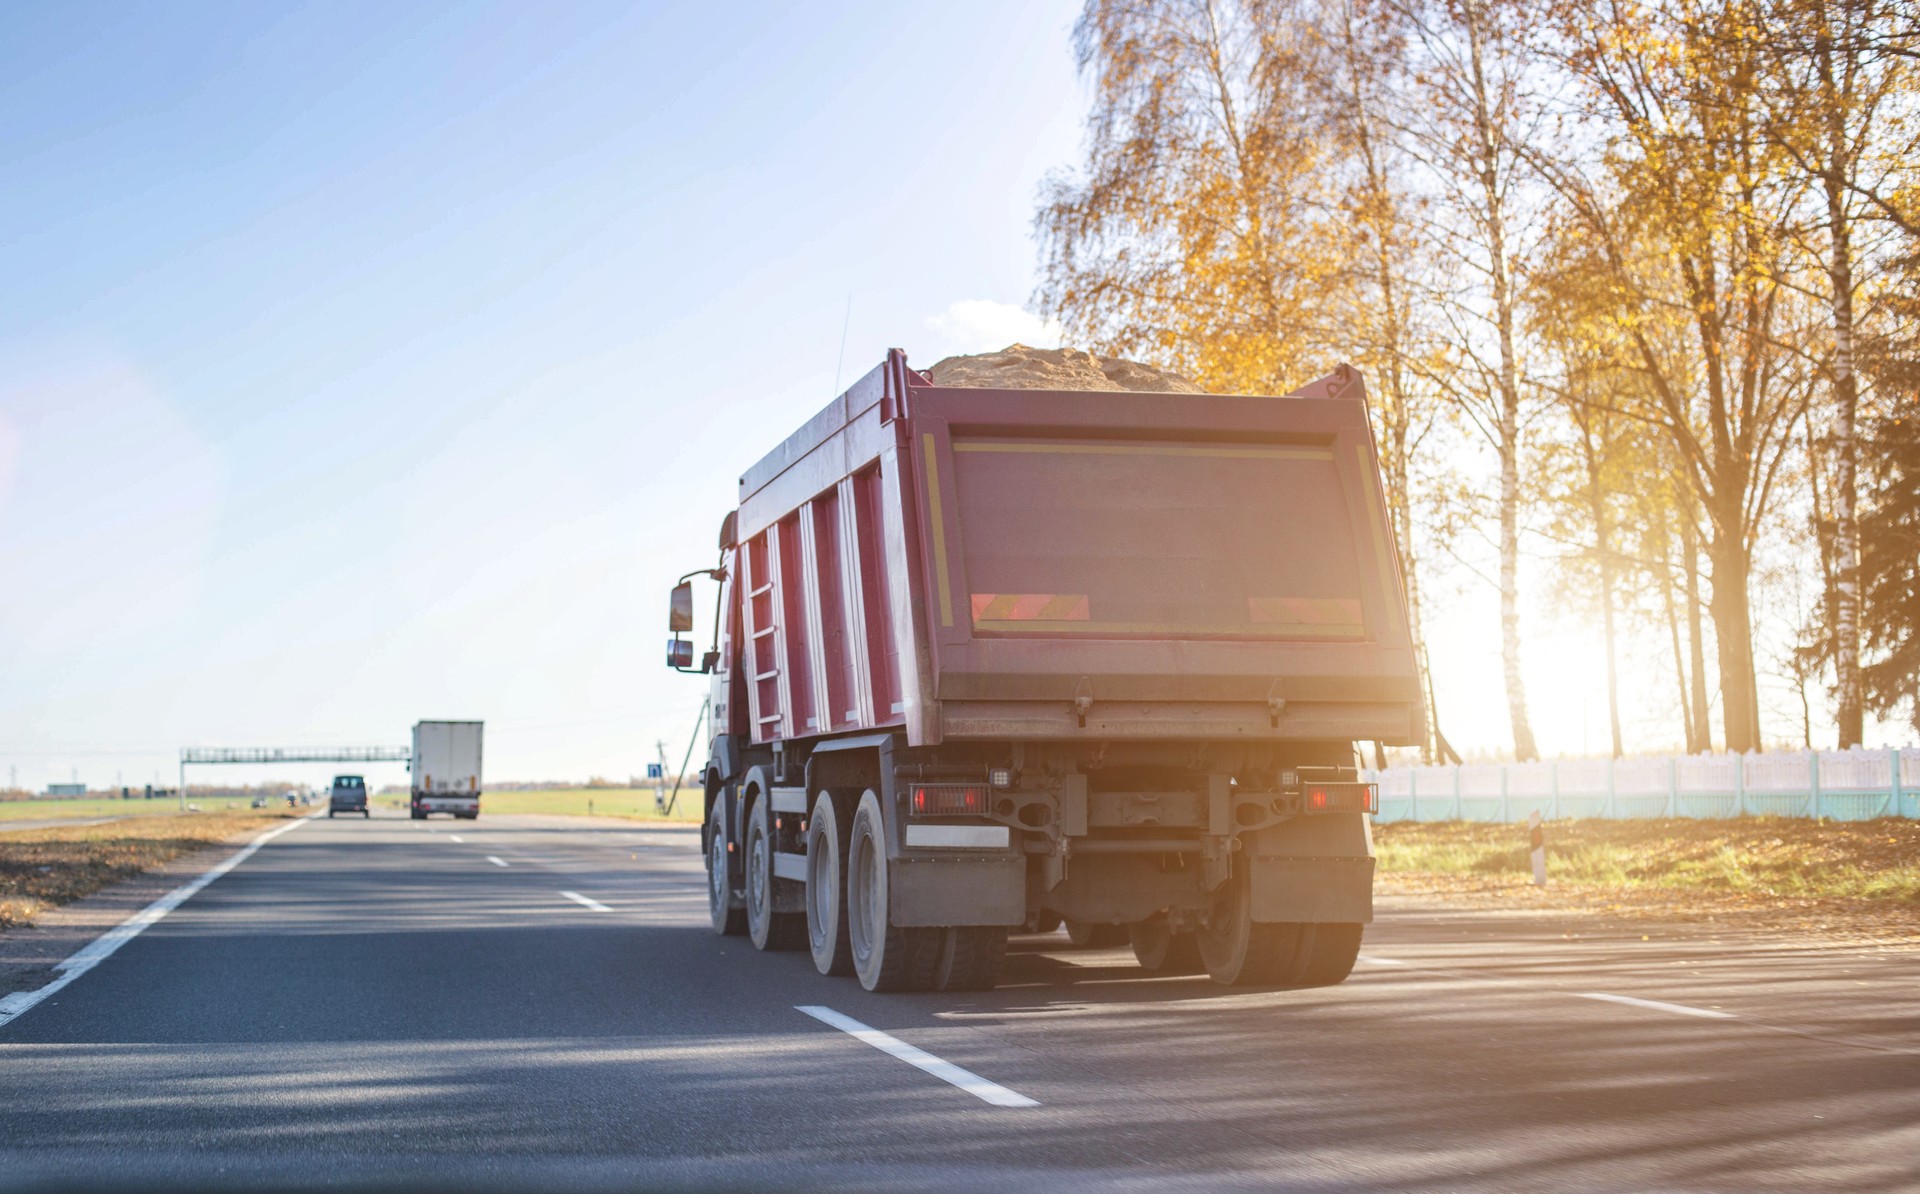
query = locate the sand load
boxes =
[927,343,1204,393]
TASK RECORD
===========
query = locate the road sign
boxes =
[646,763,663,779]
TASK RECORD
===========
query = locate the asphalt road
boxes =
[0,810,1915,1192]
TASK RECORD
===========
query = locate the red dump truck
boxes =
[665,350,1421,992]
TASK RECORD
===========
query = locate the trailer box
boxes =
[411,720,483,821]
[667,350,1419,993]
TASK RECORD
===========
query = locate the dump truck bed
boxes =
[723,352,1421,749]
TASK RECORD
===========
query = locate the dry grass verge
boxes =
[1373,817,1920,941]
[0,811,302,929]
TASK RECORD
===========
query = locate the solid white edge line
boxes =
[560,890,612,912]
[1356,954,1405,966]
[796,1005,1040,1108]
[0,813,319,1029]
[485,856,509,867]
[1577,992,1737,1020]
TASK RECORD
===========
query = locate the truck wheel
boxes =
[1197,864,1309,987]
[1295,924,1364,986]
[745,797,805,951]
[1064,920,1127,949]
[805,791,855,976]
[931,926,1007,991]
[706,800,746,937]
[1128,917,1203,975]
[847,788,936,992]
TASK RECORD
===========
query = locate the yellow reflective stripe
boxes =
[971,619,1364,639]
[953,442,1332,461]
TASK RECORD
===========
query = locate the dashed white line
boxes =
[0,814,318,1029]
[560,891,612,912]
[1357,954,1405,966]
[796,1005,1039,1108]
[449,835,464,843]
[485,856,509,868]
[1577,992,1736,1020]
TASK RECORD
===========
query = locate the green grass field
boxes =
[1373,817,1920,906]
[448,788,702,822]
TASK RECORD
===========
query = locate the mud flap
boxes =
[889,855,1025,927]
[1246,812,1375,924]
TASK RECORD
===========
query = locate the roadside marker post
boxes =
[1528,810,1546,887]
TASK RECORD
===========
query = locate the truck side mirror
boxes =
[669,581,695,633]
[667,638,695,669]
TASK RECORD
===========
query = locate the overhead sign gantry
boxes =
[177,745,411,810]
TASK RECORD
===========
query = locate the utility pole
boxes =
[653,740,669,813]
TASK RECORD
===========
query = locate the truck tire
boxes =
[1194,863,1357,988]
[1197,862,1299,986]
[1294,923,1364,986]
[745,796,805,951]
[847,788,936,992]
[1128,917,1203,975]
[706,800,746,937]
[1064,920,1127,949]
[931,926,1007,991]
[805,791,855,976]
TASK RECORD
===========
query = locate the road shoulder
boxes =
[0,835,261,998]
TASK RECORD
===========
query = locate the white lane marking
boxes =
[795,1005,1039,1108]
[0,814,319,1029]
[485,856,509,868]
[561,891,612,912]
[449,835,464,843]
[1355,952,1920,1055]
[1357,954,1405,966]
[1577,992,1736,1020]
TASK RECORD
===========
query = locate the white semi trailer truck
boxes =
[411,720,483,820]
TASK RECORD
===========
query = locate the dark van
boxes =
[328,775,370,819]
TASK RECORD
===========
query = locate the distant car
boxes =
[250,796,269,809]
[328,775,370,819]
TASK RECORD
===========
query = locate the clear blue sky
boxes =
[3,1,1786,791]
[0,1,1084,789]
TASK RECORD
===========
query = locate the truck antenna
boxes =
[832,293,852,397]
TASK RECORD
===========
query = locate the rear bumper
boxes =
[412,797,479,814]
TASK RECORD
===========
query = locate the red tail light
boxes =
[910,785,987,817]
[1304,783,1378,814]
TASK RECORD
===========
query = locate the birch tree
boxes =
[1034,0,1349,394]
[1754,0,1920,746]
[1389,0,1544,760]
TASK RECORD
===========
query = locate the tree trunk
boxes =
[1680,509,1714,752]
[1465,0,1537,762]
[1821,77,1863,748]
[1662,540,1698,753]
[1580,421,1624,756]
[1707,523,1762,752]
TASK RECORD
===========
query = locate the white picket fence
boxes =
[1365,747,1920,823]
